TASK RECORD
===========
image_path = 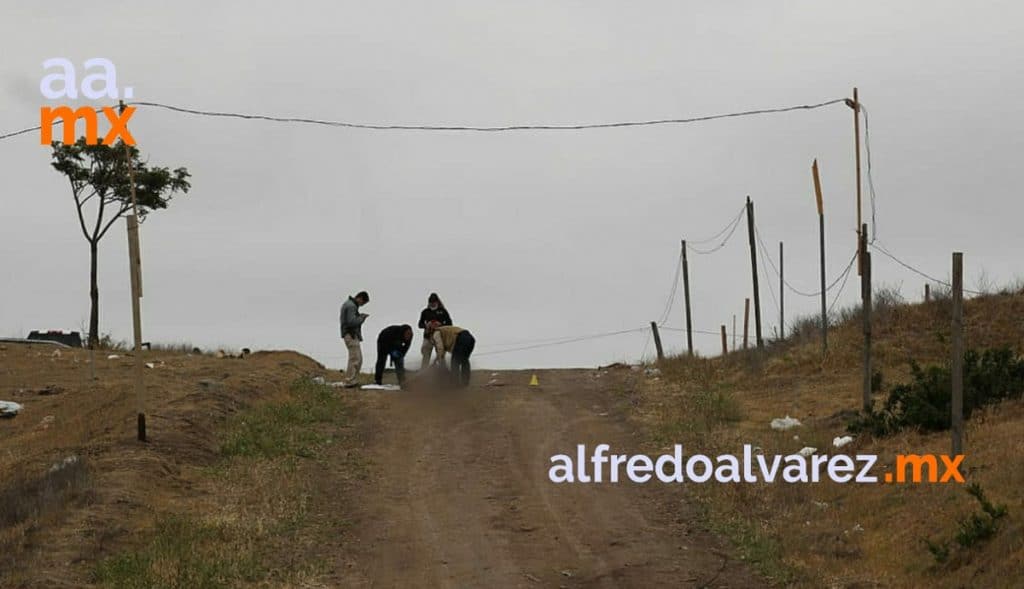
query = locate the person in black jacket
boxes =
[418,293,452,368]
[375,324,413,386]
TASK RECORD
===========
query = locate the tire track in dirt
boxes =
[332,369,764,588]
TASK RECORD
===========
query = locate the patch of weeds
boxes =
[693,386,743,425]
[220,379,347,459]
[93,515,264,589]
[706,511,799,585]
[923,483,1008,566]
[849,347,1024,436]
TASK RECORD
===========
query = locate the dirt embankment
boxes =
[0,343,322,586]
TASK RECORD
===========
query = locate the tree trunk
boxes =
[88,240,100,348]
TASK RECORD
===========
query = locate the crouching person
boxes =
[429,323,476,387]
[375,324,413,386]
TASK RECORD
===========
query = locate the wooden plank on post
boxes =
[650,321,665,362]
[745,196,763,349]
[743,298,750,350]
[861,224,872,413]
[681,240,694,356]
[720,325,728,356]
[813,159,828,356]
[951,253,964,456]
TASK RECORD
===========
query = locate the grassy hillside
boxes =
[636,288,1024,587]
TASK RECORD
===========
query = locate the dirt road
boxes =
[334,369,761,588]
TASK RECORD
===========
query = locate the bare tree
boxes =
[50,137,191,348]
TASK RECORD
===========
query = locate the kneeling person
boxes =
[429,323,476,387]
[375,324,413,386]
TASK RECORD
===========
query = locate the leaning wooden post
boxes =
[812,159,828,356]
[681,240,694,356]
[742,298,750,350]
[925,283,931,303]
[745,196,764,349]
[849,87,863,276]
[119,101,146,442]
[951,253,964,456]
[860,225,872,413]
[650,322,665,362]
[720,325,728,356]
[779,241,785,340]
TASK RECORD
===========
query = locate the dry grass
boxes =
[637,290,1024,588]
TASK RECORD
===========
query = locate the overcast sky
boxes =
[2,2,1022,369]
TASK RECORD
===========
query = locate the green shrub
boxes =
[924,484,1008,565]
[849,347,1024,436]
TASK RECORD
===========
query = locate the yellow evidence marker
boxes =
[529,374,540,387]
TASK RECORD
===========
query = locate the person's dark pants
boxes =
[450,331,475,387]
[375,342,407,385]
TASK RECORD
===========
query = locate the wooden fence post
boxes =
[925,283,931,303]
[650,321,665,362]
[812,158,828,356]
[745,196,764,349]
[861,225,872,413]
[951,253,964,456]
[743,298,750,350]
[779,241,785,340]
[720,325,728,356]
[681,240,694,356]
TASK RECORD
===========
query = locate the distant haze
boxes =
[2,2,1022,369]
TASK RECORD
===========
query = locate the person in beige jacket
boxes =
[427,322,476,387]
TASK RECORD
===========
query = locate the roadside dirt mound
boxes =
[0,344,323,586]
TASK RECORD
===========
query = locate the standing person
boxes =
[339,291,370,387]
[418,293,453,368]
[375,324,413,386]
[428,322,476,387]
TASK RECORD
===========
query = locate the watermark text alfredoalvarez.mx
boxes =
[548,444,965,485]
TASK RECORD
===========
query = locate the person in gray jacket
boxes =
[339,291,370,387]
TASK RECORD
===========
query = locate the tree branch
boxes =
[97,202,132,240]
[70,178,91,242]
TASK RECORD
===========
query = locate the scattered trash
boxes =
[360,384,402,391]
[0,400,23,418]
[833,435,855,448]
[312,376,326,385]
[36,385,64,396]
[51,349,62,358]
[49,455,80,474]
[560,570,574,578]
[798,447,817,457]
[847,523,865,534]
[145,362,156,369]
[812,500,829,509]
[523,572,541,584]
[37,415,55,430]
[770,415,802,431]
[644,367,661,377]
[486,379,505,387]
[107,354,120,360]
[793,435,800,441]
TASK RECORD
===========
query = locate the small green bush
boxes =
[924,484,1008,565]
[849,347,1024,436]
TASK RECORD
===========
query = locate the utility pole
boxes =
[850,87,863,275]
[650,321,665,362]
[812,159,828,356]
[681,240,694,356]
[860,224,872,413]
[119,100,146,442]
[779,241,784,340]
[951,253,964,455]
[745,196,764,349]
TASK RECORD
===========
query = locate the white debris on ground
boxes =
[107,354,120,360]
[644,367,661,377]
[48,455,80,473]
[833,435,855,448]
[770,415,802,431]
[798,447,817,457]
[360,384,402,391]
[0,400,23,418]
[311,376,326,385]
